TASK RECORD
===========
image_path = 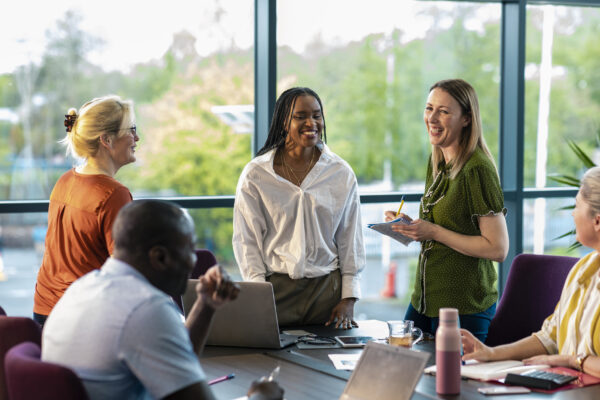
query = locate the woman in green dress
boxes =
[386,79,508,342]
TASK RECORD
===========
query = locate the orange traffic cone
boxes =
[380,262,397,298]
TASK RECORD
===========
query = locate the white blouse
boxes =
[232,144,365,299]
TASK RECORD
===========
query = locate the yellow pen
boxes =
[395,195,405,217]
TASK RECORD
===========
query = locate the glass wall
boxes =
[357,202,421,319]
[0,0,254,202]
[0,209,243,317]
[0,213,47,316]
[524,5,600,190]
[521,197,582,257]
[2,1,600,317]
[0,0,254,316]
[277,0,501,313]
[277,0,501,190]
[523,4,600,254]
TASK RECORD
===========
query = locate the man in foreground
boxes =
[42,199,283,400]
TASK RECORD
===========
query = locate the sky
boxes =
[0,0,498,74]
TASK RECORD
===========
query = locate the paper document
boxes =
[281,330,312,336]
[424,360,550,381]
[367,217,413,246]
[328,353,362,370]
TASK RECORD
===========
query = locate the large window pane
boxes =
[0,213,47,317]
[356,202,421,319]
[525,5,600,189]
[278,0,501,314]
[522,197,591,257]
[0,209,239,317]
[278,1,501,190]
[0,0,254,203]
[190,208,238,273]
[0,0,255,314]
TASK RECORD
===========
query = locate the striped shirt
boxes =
[534,251,600,356]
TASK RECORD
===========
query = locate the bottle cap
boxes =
[439,308,458,324]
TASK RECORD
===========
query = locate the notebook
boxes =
[424,359,550,381]
[367,217,413,246]
[339,342,429,400]
[182,280,297,349]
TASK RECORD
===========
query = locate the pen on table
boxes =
[208,373,235,385]
[395,195,405,217]
[267,365,280,381]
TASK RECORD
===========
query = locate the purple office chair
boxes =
[0,317,42,400]
[173,249,218,311]
[485,253,578,347]
[192,249,218,279]
[5,341,89,400]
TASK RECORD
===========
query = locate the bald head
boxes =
[113,200,194,261]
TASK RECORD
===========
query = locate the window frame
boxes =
[1,0,595,295]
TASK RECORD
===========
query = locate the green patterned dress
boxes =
[411,147,506,317]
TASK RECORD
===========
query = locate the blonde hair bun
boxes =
[61,95,134,159]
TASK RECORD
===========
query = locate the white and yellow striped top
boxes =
[534,251,600,356]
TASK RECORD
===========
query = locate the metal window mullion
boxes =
[499,0,526,294]
[254,0,277,156]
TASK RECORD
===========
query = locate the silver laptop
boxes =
[182,280,297,349]
[340,342,429,400]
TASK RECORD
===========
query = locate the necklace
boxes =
[281,149,316,186]
[284,149,315,172]
[283,148,315,172]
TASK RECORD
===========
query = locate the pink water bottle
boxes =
[436,308,461,395]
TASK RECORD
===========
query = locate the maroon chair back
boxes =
[5,341,89,400]
[0,317,42,400]
[485,253,578,347]
[173,249,218,311]
[191,249,218,279]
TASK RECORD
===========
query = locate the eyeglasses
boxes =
[118,125,137,136]
[296,335,337,346]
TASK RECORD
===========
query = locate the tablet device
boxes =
[335,336,373,348]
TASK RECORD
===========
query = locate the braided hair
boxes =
[256,87,327,156]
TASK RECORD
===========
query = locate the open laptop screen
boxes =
[182,280,295,349]
[340,342,429,400]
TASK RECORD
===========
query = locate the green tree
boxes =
[118,55,254,264]
[276,4,502,188]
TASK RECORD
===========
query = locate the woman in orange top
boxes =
[33,95,139,326]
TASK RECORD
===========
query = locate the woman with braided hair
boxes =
[33,95,138,326]
[233,87,365,329]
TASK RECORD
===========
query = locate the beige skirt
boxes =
[267,269,341,326]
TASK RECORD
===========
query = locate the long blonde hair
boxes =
[429,79,495,179]
[61,95,134,160]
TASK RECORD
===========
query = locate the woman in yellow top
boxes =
[462,166,600,378]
